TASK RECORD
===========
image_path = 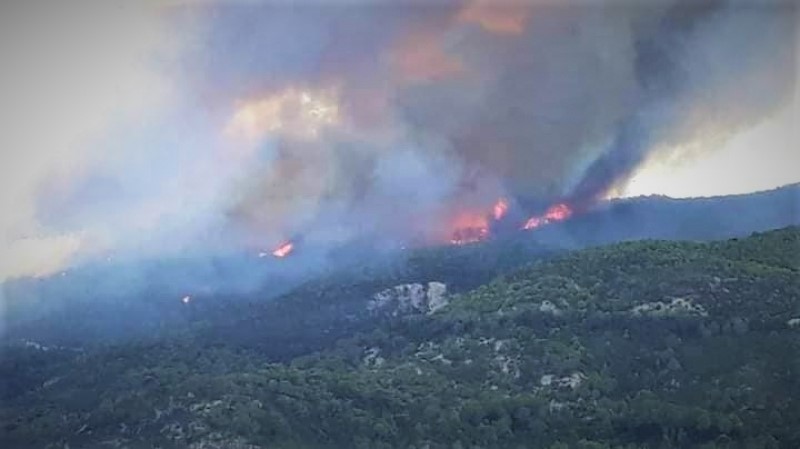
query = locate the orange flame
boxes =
[493,198,509,221]
[272,241,294,258]
[523,203,573,230]
[449,197,507,245]
[448,209,490,245]
[543,203,572,221]
[450,226,489,245]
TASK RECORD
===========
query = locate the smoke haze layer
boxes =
[0,0,797,281]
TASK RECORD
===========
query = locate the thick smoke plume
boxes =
[188,0,797,244]
[0,0,797,282]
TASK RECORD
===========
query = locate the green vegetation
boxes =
[2,228,799,448]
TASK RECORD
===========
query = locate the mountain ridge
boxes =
[3,184,798,352]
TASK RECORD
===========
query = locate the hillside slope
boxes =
[2,227,799,449]
[528,183,800,248]
[4,184,797,356]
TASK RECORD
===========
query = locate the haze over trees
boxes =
[2,227,798,448]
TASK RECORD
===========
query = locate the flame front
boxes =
[448,211,489,245]
[450,225,489,245]
[544,203,572,221]
[523,203,573,230]
[272,241,294,258]
[449,197,507,245]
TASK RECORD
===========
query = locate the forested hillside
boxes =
[4,184,797,353]
[2,228,799,449]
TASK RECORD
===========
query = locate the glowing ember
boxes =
[181,295,191,304]
[272,241,294,258]
[523,203,573,230]
[493,198,509,221]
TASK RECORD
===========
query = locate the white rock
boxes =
[363,347,385,367]
[368,282,448,315]
[431,354,452,365]
[539,300,562,315]
[493,340,505,352]
[561,372,585,389]
[426,282,449,313]
[23,340,51,351]
[631,297,707,317]
[540,372,584,389]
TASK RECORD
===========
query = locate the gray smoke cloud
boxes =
[572,0,798,204]
[0,0,796,282]
[178,0,796,245]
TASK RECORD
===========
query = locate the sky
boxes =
[0,0,797,281]
[617,75,799,198]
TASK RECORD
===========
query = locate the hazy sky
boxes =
[0,1,178,279]
[618,76,799,198]
[0,0,797,281]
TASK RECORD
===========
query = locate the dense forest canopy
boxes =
[2,227,799,448]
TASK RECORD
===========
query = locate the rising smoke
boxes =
[0,0,797,281]
[186,0,797,244]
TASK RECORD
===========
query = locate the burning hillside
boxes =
[448,198,576,246]
[265,197,578,256]
[212,1,794,258]
[523,203,574,231]
[448,198,504,245]
[0,1,794,279]
[272,241,294,258]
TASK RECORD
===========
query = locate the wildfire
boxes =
[225,87,340,142]
[493,198,509,220]
[449,197,507,245]
[450,226,489,245]
[522,203,573,230]
[272,241,294,258]
[449,213,490,245]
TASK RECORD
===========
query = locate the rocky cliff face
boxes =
[368,282,448,316]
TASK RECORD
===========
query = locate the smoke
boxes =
[573,0,798,204]
[0,0,184,280]
[182,0,796,243]
[0,0,797,282]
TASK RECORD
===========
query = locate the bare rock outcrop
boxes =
[368,282,448,315]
